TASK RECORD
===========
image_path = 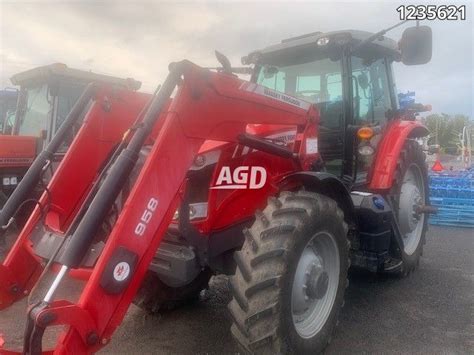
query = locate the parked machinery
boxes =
[0,23,433,354]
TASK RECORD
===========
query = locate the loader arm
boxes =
[0,61,316,354]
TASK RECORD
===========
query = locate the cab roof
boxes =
[243,30,400,64]
[10,63,141,91]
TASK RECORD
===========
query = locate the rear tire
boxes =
[389,140,429,276]
[134,269,212,314]
[228,191,349,354]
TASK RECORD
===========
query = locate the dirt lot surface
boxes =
[0,226,472,354]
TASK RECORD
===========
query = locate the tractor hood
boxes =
[0,135,37,167]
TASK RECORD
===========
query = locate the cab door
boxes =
[350,56,395,183]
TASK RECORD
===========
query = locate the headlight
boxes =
[2,176,18,186]
[358,145,375,156]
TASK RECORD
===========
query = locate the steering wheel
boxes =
[295,90,321,101]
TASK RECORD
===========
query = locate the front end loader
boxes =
[0,22,433,354]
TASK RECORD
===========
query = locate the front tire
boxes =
[229,191,349,354]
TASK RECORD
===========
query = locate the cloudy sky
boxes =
[0,0,472,117]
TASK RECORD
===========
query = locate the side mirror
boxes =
[399,26,432,65]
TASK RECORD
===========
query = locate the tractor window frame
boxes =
[347,55,399,185]
[54,81,86,133]
[349,55,394,125]
[386,59,399,111]
[52,81,87,152]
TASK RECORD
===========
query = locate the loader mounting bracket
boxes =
[178,179,209,266]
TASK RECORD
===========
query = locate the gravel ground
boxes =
[0,226,472,354]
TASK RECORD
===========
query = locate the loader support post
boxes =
[0,83,97,230]
[59,62,186,269]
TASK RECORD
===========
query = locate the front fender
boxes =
[369,120,429,191]
[280,171,357,226]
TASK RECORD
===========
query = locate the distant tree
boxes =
[423,114,471,150]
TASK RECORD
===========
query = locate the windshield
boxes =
[18,84,51,136]
[256,56,343,128]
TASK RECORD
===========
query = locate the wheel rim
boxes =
[291,231,340,339]
[398,164,426,255]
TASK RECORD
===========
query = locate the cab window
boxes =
[257,57,343,129]
[256,56,344,176]
[296,75,321,98]
[55,82,87,152]
[258,70,286,93]
[18,84,51,136]
[351,57,392,124]
[56,82,86,133]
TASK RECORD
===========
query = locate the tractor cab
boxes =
[9,63,141,147]
[244,26,432,183]
[0,63,141,202]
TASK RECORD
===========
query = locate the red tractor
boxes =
[0,23,433,354]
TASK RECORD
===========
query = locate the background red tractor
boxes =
[0,22,433,354]
[0,63,140,207]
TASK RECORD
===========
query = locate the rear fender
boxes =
[280,171,357,227]
[369,120,429,191]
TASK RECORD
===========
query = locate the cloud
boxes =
[0,0,472,116]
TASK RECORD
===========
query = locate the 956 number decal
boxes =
[397,5,466,20]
